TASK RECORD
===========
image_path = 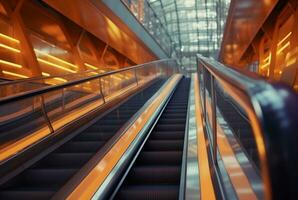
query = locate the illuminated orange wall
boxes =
[220,0,278,67]
[42,0,157,65]
[220,0,298,90]
[0,0,155,81]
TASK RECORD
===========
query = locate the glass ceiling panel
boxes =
[123,0,230,71]
[148,0,231,71]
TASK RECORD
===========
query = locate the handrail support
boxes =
[202,68,207,127]
[210,75,218,166]
[99,77,105,104]
[40,95,54,133]
[134,68,138,86]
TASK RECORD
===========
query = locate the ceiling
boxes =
[148,0,231,71]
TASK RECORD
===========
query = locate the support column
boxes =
[8,0,42,77]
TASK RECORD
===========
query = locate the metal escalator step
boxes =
[143,140,184,151]
[154,124,185,131]
[165,107,187,110]
[17,168,77,187]
[74,132,112,141]
[56,141,104,153]
[167,102,187,105]
[165,105,187,108]
[86,125,119,132]
[241,138,257,149]
[107,112,136,117]
[137,151,182,165]
[160,114,186,119]
[126,166,181,185]
[115,109,137,112]
[150,131,184,140]
[32,153,92,168]
[103,116,132,120]
[166,106,187,108]
[157,118,186,124]
[238,129,254,139]
[163,108,186,112]
[117,185,179,200]
[228,121,251,129]
[162,112,186,116]
[118,104,144,108]
[94,119,126,125]
[0,190,54,200]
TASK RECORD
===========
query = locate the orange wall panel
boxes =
[220,0,278,67]
[42,0,157,64]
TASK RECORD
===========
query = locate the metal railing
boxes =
[196,54,298,200]
[0,59,177,98]
[0,59,179,162]
[0,67,114,86]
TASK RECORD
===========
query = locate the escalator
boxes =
[113,78,190,200]
[0,79,165,199]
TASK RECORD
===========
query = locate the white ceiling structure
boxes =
[123,0,231,71]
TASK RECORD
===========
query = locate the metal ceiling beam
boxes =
[145,0,231,71]
[158,0,168,27]
[173,0,182,58]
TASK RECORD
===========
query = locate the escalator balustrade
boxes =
[216,88,259,168]
[0,80,165,199]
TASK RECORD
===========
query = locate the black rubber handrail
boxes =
[197,54,298,200]
[0,59,177,105]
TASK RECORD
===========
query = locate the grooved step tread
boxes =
[144,140,184,151]
[137,151,183,165]
[150,131,185,140]
[126,166,181,185]
[0,191,54,200]
[56,141,104,153]
[32,153,92,168]
[154,124,185,131]
[74,132,112,141]
[16,168,77,187]
[117,185,179,200]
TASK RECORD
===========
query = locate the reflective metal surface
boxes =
[211,101,258,200]
[194,74,216,200]
[183,74,200,200]
[217,108,264,199]
[197,54,298,200]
